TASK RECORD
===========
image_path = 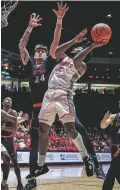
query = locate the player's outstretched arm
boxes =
[19,14,42,65]
[49,2,69,59]
[1,110,18,132]
[1,110,29,132]
[1,109,17,124]
[55,29,87,59]
[100,111,116,129]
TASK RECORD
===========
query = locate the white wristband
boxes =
[57,18,62,24]
[26,26,33,33]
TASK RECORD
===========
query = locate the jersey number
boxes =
[35,74,45,83]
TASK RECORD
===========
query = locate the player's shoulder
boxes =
[11,109,18,116]
[25,56,35,65]
[44,54,56,62]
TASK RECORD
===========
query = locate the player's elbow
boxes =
[50,42,58,52]
[56,47,61,54]
[18,41,25,50]
[55,48,64,58]
[18,43,23,50]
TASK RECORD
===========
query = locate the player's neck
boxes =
[35,59,43,67]
[36,63,42,68]
[3,106,10,113]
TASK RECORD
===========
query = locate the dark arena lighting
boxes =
[1,1,120,189]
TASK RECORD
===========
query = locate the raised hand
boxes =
[22,113,29,121]
[103,111,111,120]
[17,113,29,124]
[19,110,23,117]
[72,29,88,44]
[53,2,69,19]
[29,13,42,28]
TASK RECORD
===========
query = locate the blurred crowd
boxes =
[14,118,111,152]
[2,84,120,152]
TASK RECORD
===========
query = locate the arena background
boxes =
[1,0,120,164]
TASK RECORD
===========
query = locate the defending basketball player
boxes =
[1,143,11,190]
[1,109,27,126]
[19,2,69,189]
[75,116,105,179]
[1,108,28,190]
[1,97,23,190]
[101,111,120,189]
[32,29,108,178]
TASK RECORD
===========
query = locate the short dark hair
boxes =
[34,44,48,54]
[70,46,92,63]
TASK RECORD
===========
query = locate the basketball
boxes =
[91,23,112,43]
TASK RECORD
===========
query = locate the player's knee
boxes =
[11,156,20,169]
[64,122,77,139]
[1,152,10,165]
[4,154,10,165]
[39,123,50,137]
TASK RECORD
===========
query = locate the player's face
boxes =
[34,48,47,61]
[71,47,83,58]
[3,97,12,108]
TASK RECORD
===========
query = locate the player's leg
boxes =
[25,120,39,189]
[39,121,51,164]
[75,116,105,179]
[111,147,120,184]
[23,108,40,190]
[115,155,120,184]
[63,120,93,177]
[5,137,23,190]
[102,156,118,190]
[29,120,39,174]
[75,117,99,163]
[1,143,10,190]
[31,100,57,178]
[57,94,93,177]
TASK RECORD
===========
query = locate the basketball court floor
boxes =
[5,165,119,190]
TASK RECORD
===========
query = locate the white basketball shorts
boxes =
[38,89,76,126]
[1,143,7,152]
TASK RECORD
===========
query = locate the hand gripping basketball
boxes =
[92,40,109,49]
[28,13,42,28]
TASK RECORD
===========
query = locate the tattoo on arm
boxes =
[19,29,31,49]
[20,49,30,65]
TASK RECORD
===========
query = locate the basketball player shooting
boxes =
[101,111,120,189]
[19,2,69,189]
[32,29,108,178]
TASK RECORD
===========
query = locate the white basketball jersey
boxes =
[48,56,81,91]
